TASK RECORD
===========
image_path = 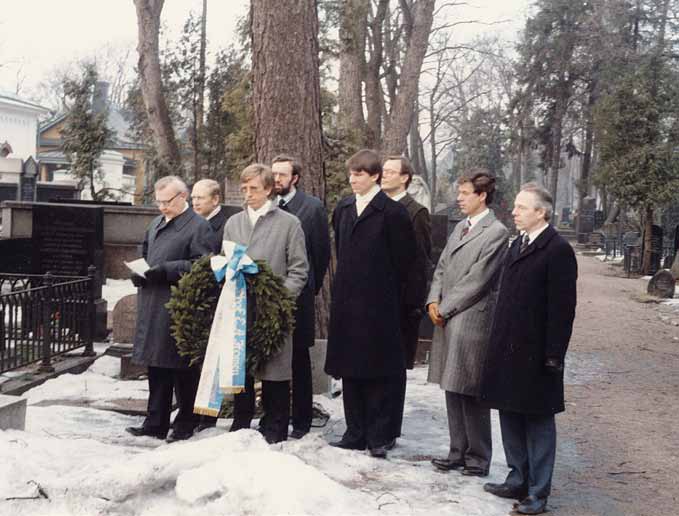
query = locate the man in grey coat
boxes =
[427,170,508,476]
[127,176,216,442]
[224,163,309,443]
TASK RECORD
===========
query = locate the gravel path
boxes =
[547,255,679,515]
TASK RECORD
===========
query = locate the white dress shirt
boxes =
[391,190,407,202]
[525,222,549,245]
[466,208,490,231]
[356,184,381,217]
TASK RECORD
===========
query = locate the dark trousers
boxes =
[231,374,290,442]
[342,377,393,449]
[292,343,313,432]
[144,366,200,433]
[445,391,492,471]
[499,410,556,499]
[387,368,407,440]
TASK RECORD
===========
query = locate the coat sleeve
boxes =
[284,221,310,298]
[311,202,331,295]
[426,235,452,307]
[545,240,578,360]
[331,205,342,258]
[385,204,416,287]
[410,207,433,308]
[438,225,509,319]
[164,221,215,283]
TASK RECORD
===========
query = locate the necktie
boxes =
[520,233,530,253]
[461,219,472,238]
[278,198,288,211]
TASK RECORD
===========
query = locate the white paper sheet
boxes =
[124,258,150,278]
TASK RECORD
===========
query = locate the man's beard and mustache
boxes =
[276,182,292,197]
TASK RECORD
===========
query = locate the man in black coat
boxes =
[381,155,432,447]
[325,149,416,459]
[480,182,577,515]
[272,154,331,439]
[191,178,228,251]
[127,176,216,442]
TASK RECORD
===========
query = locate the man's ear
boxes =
[292,174,300,187]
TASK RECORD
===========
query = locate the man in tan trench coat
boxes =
[427,169,508,476]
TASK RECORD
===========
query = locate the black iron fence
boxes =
[0,267,96,374]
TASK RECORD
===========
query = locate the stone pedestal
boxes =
[311,339,331,395]
[0,394,27,430]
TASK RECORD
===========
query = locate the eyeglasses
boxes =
[154,191,182,207]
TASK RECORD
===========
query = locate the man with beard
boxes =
[272,154,331,439]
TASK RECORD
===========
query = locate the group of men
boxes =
[126,147,576,516]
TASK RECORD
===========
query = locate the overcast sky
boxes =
[0,0,530,104]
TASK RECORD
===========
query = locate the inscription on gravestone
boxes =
[20,156,37,202]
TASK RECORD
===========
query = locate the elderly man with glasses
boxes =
[126,175,216,443]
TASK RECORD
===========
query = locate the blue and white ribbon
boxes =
[194,241,258,417]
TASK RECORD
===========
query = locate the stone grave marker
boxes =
[0,238,32,274]
[647,269,675,298]
[31,204,107,338]
[20,156,37,202]
[112,294,137,344]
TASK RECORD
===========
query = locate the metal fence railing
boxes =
[0,267,96,374]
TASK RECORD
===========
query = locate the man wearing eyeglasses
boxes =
[126,175,216,443]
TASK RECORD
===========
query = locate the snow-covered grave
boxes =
[0,356,515,515]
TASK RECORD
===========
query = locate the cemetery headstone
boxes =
[647,269,675,298]
[112,294,137,344]
[561,207,571,225]
[647,224,663,275]
[19,156,37,202]
[0,238,32,274]
[31,204,107,338]
[594,210,604,230]
[577,197,596,243]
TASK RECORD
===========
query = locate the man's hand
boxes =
[130,273,146,288]
[145,265,167,284]
[427,302,445,328]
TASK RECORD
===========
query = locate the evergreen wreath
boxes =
[167,255,296,375]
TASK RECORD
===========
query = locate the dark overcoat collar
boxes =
[509,224,557,266]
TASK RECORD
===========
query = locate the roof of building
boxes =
[0,92,50,114]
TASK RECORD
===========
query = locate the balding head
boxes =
[191,179,222,218]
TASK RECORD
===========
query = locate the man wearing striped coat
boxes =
[426,169,508,477]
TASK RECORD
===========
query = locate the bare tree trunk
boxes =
[251,0,328,336]
[338,0,368,142]
[133,0,181,173]
[641,204,654,274]
[194,0,208,180]
[382,0,435,153]
[365,0,389,148]
[576,88,595,235]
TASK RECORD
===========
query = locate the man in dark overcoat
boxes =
[127,176,216,442]
[191,178,228,250]
[381,155,432,447]
[427,170,509,477]
[480,182,577,515]
[272,154,331,439]
[325,149,415,459]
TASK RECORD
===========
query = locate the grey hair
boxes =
[520,182,553,222]
[154,175,189,194]
[193,178,221,198]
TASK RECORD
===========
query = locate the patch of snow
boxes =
[103,278,136,310]
[3,367,516,516]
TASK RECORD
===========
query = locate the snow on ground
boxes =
[1,362,515,516]
[102,278,137,310]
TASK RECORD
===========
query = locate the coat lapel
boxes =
[446,210,497,257]
[509,224,556,266]
[352,190,387,232]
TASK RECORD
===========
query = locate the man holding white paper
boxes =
[126,176,215,443]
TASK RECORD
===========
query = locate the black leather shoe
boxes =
[431,457,465,471]
[461,466,489,477]
[166,429,194,443]
[384,438,396,450]
[369,446,388,459]
[125,426,167,439]
[515,495,547,515]
[329,438,366,450]
[483,482,528,500]
[290,429,308,440]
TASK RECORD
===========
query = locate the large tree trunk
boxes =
[382,0,435,153]
[641,204,654,275]
[364,0,389,148]
[133,0,181,174]
[251,0,328,335]
[576,88,595,235]
[338,0,369,142]
[194,0,208,180]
